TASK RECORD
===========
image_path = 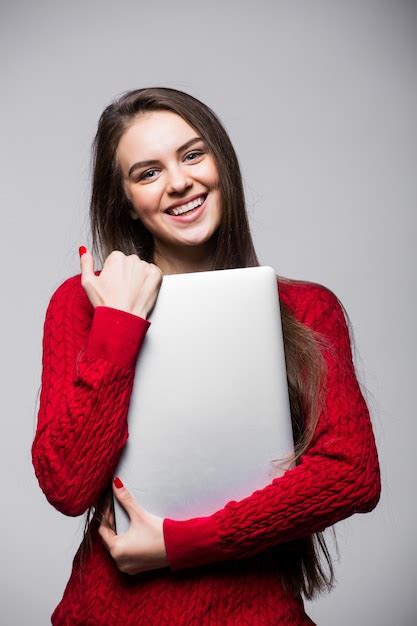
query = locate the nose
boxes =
[166,163,193,195]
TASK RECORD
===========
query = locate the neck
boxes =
[152,238,216,276]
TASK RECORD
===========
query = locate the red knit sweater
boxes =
[32,273,381,625]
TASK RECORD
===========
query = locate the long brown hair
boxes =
[78,87,342,599]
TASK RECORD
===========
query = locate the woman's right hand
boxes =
[79,247,163,320]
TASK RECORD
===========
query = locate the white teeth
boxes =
[168,195,206,216]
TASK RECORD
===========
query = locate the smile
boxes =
[165,194,207,216]
[165,194,208,223]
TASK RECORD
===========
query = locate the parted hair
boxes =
[77,86,341,600]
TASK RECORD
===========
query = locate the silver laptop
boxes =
[114,266,294,533]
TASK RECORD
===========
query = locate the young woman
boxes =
[32,87,381,625]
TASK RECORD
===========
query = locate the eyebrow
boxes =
[127,136,204,178]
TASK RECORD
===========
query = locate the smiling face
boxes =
[116,110,222,272]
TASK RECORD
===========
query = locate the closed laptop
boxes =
[114,266,294,533]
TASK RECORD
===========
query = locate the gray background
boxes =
[1,0,416,624]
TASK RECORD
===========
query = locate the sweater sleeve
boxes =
[163,286,381,570]
[31,274,151,517]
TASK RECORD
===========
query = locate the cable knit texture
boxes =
[32,273,381,625]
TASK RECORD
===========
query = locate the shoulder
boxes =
[276,274,347,332]
[46,273,84,313]
[45,270,101,319]
[48,270,102,301]
[277,275,354,365]
[49,273,82,300]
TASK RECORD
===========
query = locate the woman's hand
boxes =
[79,246,163,319]
[98,477,169,575]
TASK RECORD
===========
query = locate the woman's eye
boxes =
[139,169,158,181]
[137,151,204,181]
[185,150,204,161]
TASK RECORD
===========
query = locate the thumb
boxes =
[112,476,140,517]
[79,245,95,282]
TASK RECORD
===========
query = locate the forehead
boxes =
[116,110,198,165]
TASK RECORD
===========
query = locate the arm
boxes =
[163,286,381,570]
[31,274,151,516]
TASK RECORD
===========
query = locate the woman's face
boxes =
[116,110,222,252]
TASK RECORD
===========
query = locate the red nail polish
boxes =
[79,246,87,257]
[114,477,124,489]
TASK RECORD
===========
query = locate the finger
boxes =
[98,520,116,551]
[107,507,115,528]
[79,245,95,283]
[113,476,142,518]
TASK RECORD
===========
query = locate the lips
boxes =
[165,193,208,222]
[164,193,208,214]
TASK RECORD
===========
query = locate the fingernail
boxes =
[79,246,87,257]
[113,477,124,489]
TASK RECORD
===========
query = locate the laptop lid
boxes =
[114,266,294,533]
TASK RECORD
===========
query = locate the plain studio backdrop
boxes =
[1,1,415,624]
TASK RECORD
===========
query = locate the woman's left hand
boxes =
[98,477,169,575]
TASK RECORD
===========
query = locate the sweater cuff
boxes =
[85,306,151,370]
[163,515,227,571]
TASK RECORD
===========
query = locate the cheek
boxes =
[206,159,220,185]
[131,192,165,225]
[124,183,138,208]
